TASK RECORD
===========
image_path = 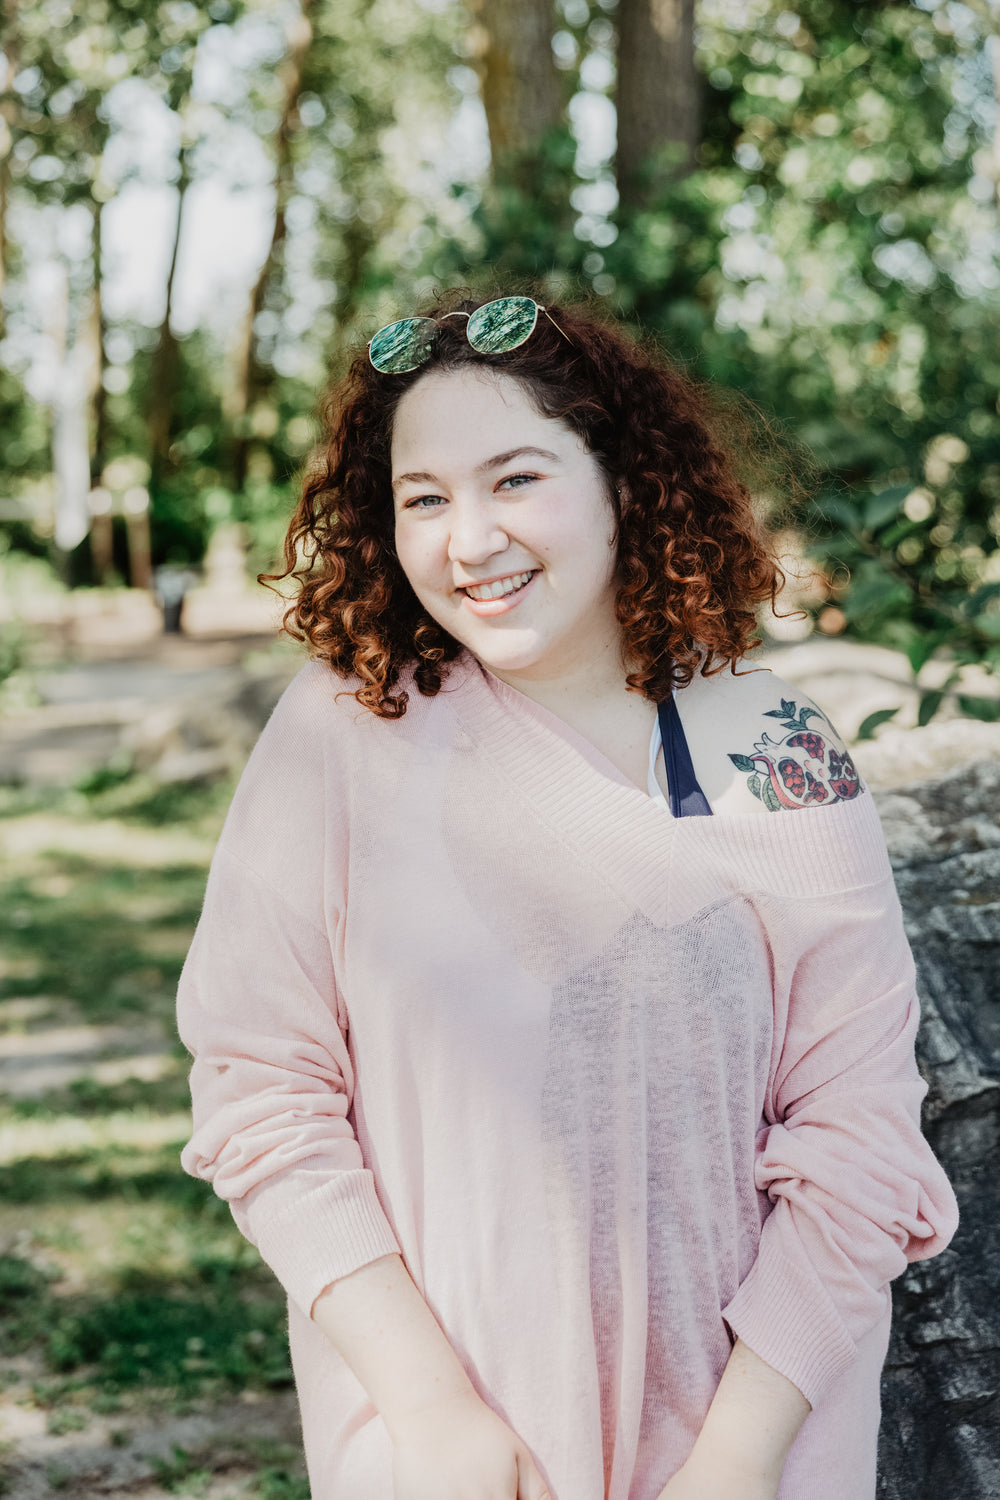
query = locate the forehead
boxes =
[390,368,576,472]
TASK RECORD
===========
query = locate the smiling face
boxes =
[390,367,623,689]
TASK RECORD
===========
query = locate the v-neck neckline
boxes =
[446,653,676,924]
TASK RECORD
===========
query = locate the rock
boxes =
[153,747,234,785]
[872,759,1000,1497]
[124,661,299,782]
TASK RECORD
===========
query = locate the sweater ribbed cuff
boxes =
[720,1241,860,1410]
[249,1169,402,1321]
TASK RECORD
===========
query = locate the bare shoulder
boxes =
[674,664,866,816]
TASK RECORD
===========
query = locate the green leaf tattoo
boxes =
[762,699,822,734]
[761,779,781,812]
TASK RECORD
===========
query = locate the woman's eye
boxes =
[404,494,446,510]
[498,472,538,491]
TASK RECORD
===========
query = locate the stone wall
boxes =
[872,759,1000,1496]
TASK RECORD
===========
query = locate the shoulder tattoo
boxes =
[727,697,864,812]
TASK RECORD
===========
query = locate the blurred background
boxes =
[1,1,999,1495]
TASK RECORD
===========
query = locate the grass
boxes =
[151,1443,311,1498]
[0,852,210,1031]
[0,773,309,1495]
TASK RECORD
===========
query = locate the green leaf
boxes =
[814,494,859,529]
[965,582,1000,616]
[747,774,762,800]
[856,707,901,741]
[905,634,945,675]
[879,519,917,550]
[761,779,781,812]
[729,753,757,772]
[917,689,945,728]
[864,485,908,532]
[957,694,1000,723]
[840,569,906,624]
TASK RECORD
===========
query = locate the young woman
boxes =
[177,294,959,1500]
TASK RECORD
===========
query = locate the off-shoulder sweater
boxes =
[177,653,960,1500]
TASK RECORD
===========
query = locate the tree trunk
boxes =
[0,0,20,341]
[615,0,699,210]
[49,261,94,566]
[89,199,109,489]
[148,147,191,497]
[466,0,562,175]
[227,0,314,496]
[988,33,1000,208]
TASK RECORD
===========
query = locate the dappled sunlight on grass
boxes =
[0,777,309,1494]
[0,850,206,1028]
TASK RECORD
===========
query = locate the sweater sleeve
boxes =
[176,667,401,1319]
[718,798,960,1411]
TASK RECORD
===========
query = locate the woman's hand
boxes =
[655,1452,779,1500]
[389,1389,551,1500]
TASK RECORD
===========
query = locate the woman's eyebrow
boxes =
[392,446,561,492]
[476,446,560,472]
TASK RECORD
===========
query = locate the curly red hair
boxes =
[264,291,784,717]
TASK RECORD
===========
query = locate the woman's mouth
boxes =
[459,569,538,615]
[462,570,535,601]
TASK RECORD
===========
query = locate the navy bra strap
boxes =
[657,692,713,818]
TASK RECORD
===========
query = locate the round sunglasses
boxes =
[368,296,566,374]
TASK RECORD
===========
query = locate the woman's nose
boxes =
[446,498,509,565]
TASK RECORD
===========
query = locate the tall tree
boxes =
[227,0,315,496]
[615,0,699,209]
[88,197,109,490]
[147,138,193,497]
[466,0,562,184]
[0,0,20,342]
[141,2,217,499]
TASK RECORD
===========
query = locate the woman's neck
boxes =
[478,645,659,793]
[485,637,635,719]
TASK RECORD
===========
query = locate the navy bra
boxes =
[656,692,713,819]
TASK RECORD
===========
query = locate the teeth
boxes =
[465,571,533,602]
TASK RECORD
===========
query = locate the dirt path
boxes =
[2,1372,304,1499]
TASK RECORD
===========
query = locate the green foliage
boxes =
[0,621,25,691]
[148,1444,310,1498]
[46,1268,293,1393]
[856,706,901,741]
[671,1,1000,695]
[46,1409,88,1436]
[0,1254,59,1356]
[255,1469,311,1500]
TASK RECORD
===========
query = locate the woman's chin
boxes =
[461,638,551,678]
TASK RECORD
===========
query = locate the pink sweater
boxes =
[177,655,959,1500]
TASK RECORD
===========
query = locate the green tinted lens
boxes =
[466,297,539,354]
[369,317,437,373]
